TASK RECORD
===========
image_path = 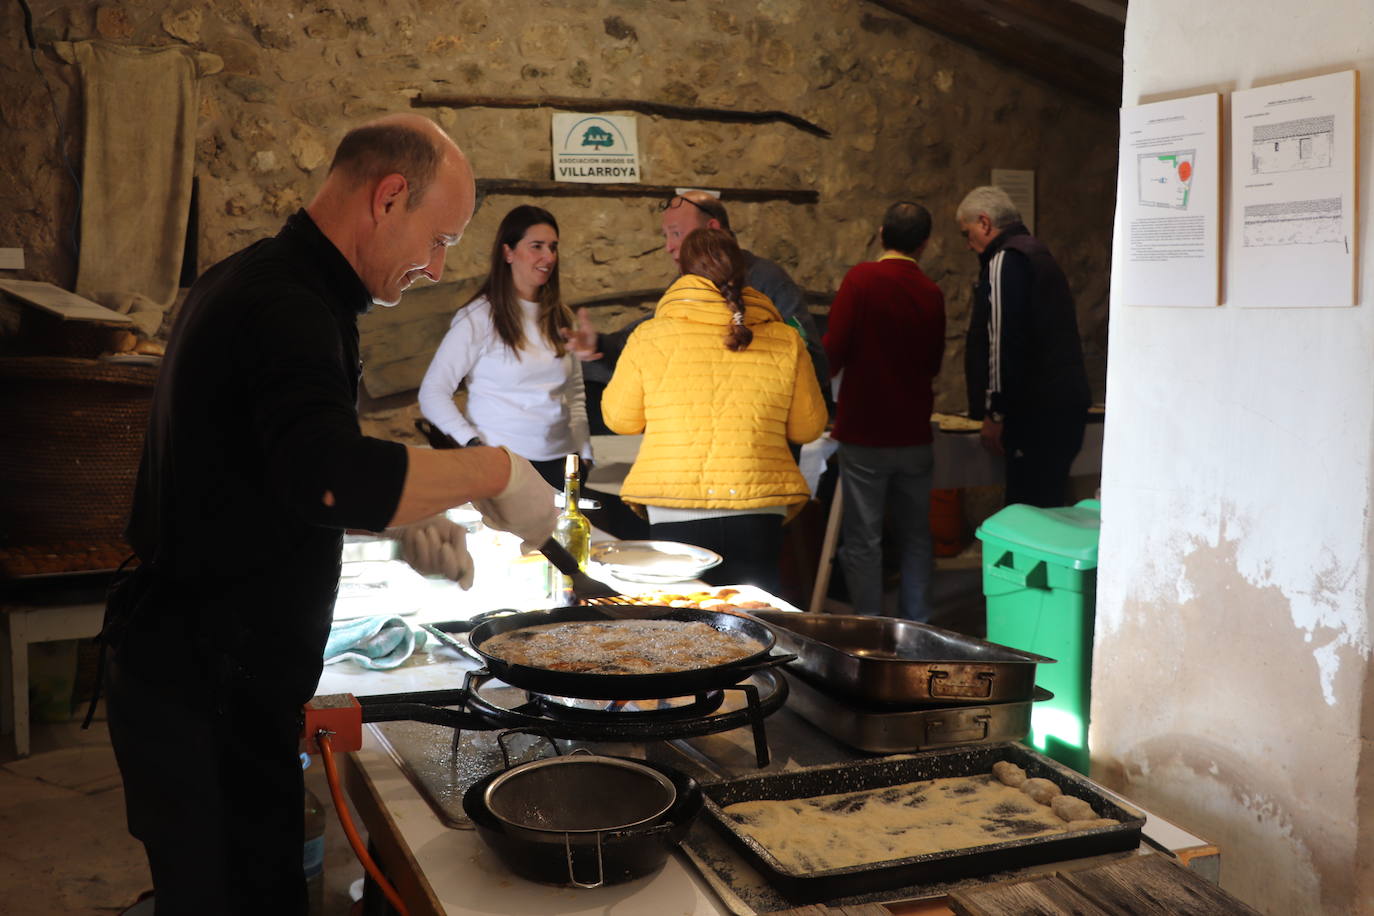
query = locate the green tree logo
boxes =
[581,126,615,149]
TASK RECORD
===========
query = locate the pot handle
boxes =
[428,608,523,634]
[565,831,605,889]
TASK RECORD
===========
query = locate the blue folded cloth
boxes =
[324,615,428,670]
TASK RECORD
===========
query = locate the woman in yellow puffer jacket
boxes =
[602,228,827,592]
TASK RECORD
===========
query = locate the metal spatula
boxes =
[538,538,668,619]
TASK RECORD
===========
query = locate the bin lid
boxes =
[975,499,1101,569]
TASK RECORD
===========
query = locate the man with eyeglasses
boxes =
[956,185,1090,508]
[565,190,831,409]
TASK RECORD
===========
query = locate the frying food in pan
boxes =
[623,587,782,612]
[481,618,767,675]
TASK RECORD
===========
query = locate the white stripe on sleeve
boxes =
[986,250,1004,411]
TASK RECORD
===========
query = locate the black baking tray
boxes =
[699,742,1144,904]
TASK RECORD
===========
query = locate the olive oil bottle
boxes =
[549,454,590,602]
[553,454,591,568]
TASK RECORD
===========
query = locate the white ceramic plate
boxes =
[589,540,722,583]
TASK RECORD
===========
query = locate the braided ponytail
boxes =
[678,227,753,351]
[721,278,753,351]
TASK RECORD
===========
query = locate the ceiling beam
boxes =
[985,0,1124,58]
[866,0,1122,109]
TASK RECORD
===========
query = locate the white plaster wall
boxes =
[1093,2,1374,912]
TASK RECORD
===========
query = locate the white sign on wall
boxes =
[1229,70,1358,308]
[551,113,640,184]
[1118,92,1221,307]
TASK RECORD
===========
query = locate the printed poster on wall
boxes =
[551,113,640,184]
[1229,70,1358,308]
[1117,92,1220,307]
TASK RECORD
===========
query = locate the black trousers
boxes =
[649,514,784,594]
[1003,409,1088,508]
[107,627,308,916]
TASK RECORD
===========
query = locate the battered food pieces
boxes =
[481,619,766,674]
[991,761,1027,787]
[1021,777,1062,805]
[1050,794,1097,823]
[990,761,1116,826]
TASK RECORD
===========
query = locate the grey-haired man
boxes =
[957,185,1090,507]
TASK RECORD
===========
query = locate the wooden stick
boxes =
[413,94,830,138]
[809,479,844,614]
[475,178,818,205]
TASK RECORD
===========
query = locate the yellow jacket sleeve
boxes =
[787,334,828,445]
[601,336,647,435]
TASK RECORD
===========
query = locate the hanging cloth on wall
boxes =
[54,40,221,335]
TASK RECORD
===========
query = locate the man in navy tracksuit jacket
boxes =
[957,186,1091,508]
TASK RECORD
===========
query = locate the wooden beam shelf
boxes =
[413,94,830,138]
[475,179,818,205]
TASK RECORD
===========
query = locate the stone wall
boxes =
[1,0,1117,412]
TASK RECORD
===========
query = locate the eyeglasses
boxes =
[659,195,717,218]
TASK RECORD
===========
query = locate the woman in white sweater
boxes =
[418,205,591,488]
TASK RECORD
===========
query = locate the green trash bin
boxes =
[976,499,1100,775]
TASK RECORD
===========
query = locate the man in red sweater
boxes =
[823,202,946,620]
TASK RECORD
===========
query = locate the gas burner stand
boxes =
[355,665,789,767]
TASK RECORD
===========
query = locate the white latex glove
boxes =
[386,515,475,588]
[471,447,558,546]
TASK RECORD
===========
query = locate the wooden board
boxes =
[766,906,893,915]
[0,279,134,326]
[1060,853,1260,915]
[949,873,1110,915]
[950,853,1259,916]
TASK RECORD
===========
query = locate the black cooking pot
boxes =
[465,605,790,700]
[463,752,703,887]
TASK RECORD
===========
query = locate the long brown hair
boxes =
[679,228,752,351]
[464,205,570,357]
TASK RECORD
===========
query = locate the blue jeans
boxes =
[837,442,935,621]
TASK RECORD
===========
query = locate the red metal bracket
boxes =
[302,693,363,754]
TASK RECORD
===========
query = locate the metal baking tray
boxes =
[784,669,1049,754]
[699,742,1144,904]
[753,611,1053,707]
